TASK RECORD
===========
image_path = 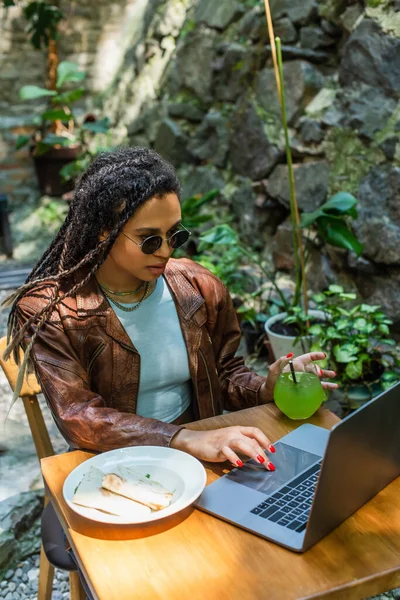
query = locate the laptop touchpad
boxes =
[226,443,321,496]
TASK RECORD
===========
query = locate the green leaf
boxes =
[312,293,326,304]
[42,134,73,146]
[353,318,367,330]
[378,324,390,336]
[199,224,238,246]
[308,324,323,335]
[181,189,219,217]
[81,117,110,133]
[3,0,16,6]
[16,134,30,150]
[317,217,363,256]
[334,344,358,363]
[320,192,358,215]
[56,61,85,88]
[23,2,63,49]
[335,319,349,331]
[384,339,397,346]
[345,360,363,380]
[20,85,57,100]
[360,304,381,313]
[52,87,85,105]
[339,292,357,300]
[41,108,71,122]
[299,208,322,228]
[59,159,86,181]
[328,284,344,294]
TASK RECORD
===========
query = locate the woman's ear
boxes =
[99,229,109,242]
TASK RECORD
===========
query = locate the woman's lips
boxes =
[146,264,167,275]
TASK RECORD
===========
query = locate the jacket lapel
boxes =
[74,269,135,350]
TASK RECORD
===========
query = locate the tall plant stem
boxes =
[275,38,308,314]
[262,0,281,103]
[262,1,309,316]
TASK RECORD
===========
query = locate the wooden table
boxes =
[41,404,400,600]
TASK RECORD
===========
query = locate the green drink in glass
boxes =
[274,362,325,420]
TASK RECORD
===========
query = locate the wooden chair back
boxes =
[0,336,85,600]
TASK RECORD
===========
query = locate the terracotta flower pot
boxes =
[32,145,80,196]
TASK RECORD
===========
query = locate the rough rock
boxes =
[266,44,331,65]
[151,2,187,39]
[267,161,330,212]
[188,110,229,167]
[356,269,400,329]
[0,490,44,571]
[270,0,318,25]
[180,165,225,200]
[229,101,282,180]
[298,117,325,144]
[274,18,298,44]
[154,118,192,167]
[167,103,205,122]
[335,84,397,141]
[339,18,400,98]
[174,28,217,103]
[222,176,284,242]
[194,0,244,31]
[256,61,324,124]
[340,5,364,33]
[238,6,269,43]
[213,43,253,103]
[300,25,336,50]
[353,166,400,265]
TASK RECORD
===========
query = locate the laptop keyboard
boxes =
[250,461,322,533]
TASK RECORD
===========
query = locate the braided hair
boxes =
[3,146,181,403]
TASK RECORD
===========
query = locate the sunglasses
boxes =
[123,225,191,255]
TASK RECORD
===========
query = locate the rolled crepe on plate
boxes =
[73,466,151,517]
[102,465,173,511]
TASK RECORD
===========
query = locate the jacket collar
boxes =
[74,259,206,337]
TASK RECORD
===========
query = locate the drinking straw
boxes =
[289,360,298,384]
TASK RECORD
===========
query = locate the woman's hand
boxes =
[260,351,339,403]
[170,426,276,470]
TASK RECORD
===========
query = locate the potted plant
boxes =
[305,285,400,411]
[254,20,364,358]
[17,61,110,196]
[264,189,363,358]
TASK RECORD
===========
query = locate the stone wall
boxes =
[1,0,400,322]
[103,0,400,324]
[0,0,167,206]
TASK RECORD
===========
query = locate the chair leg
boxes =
[70,571,87,600]
[38,543,54,600]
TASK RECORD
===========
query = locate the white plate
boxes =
[63,446,207,525]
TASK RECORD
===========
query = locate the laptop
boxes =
[195,382,400,552]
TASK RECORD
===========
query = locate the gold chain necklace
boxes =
[98,281,145,296]
[102,281,151,312]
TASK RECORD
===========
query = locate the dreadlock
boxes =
[3,146,181,405]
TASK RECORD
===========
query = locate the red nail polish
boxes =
[267,462,276,472]
[332,371,337,376]
[257,454,265,464]
[323,352,327,358]
[286,353,294,359]
[236,459,244,467]
[269,445,276,454]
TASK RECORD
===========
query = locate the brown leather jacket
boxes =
[16,258,265,452]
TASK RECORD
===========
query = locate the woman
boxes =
[5,147,337,470]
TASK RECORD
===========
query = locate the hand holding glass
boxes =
[274,360,325,420]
